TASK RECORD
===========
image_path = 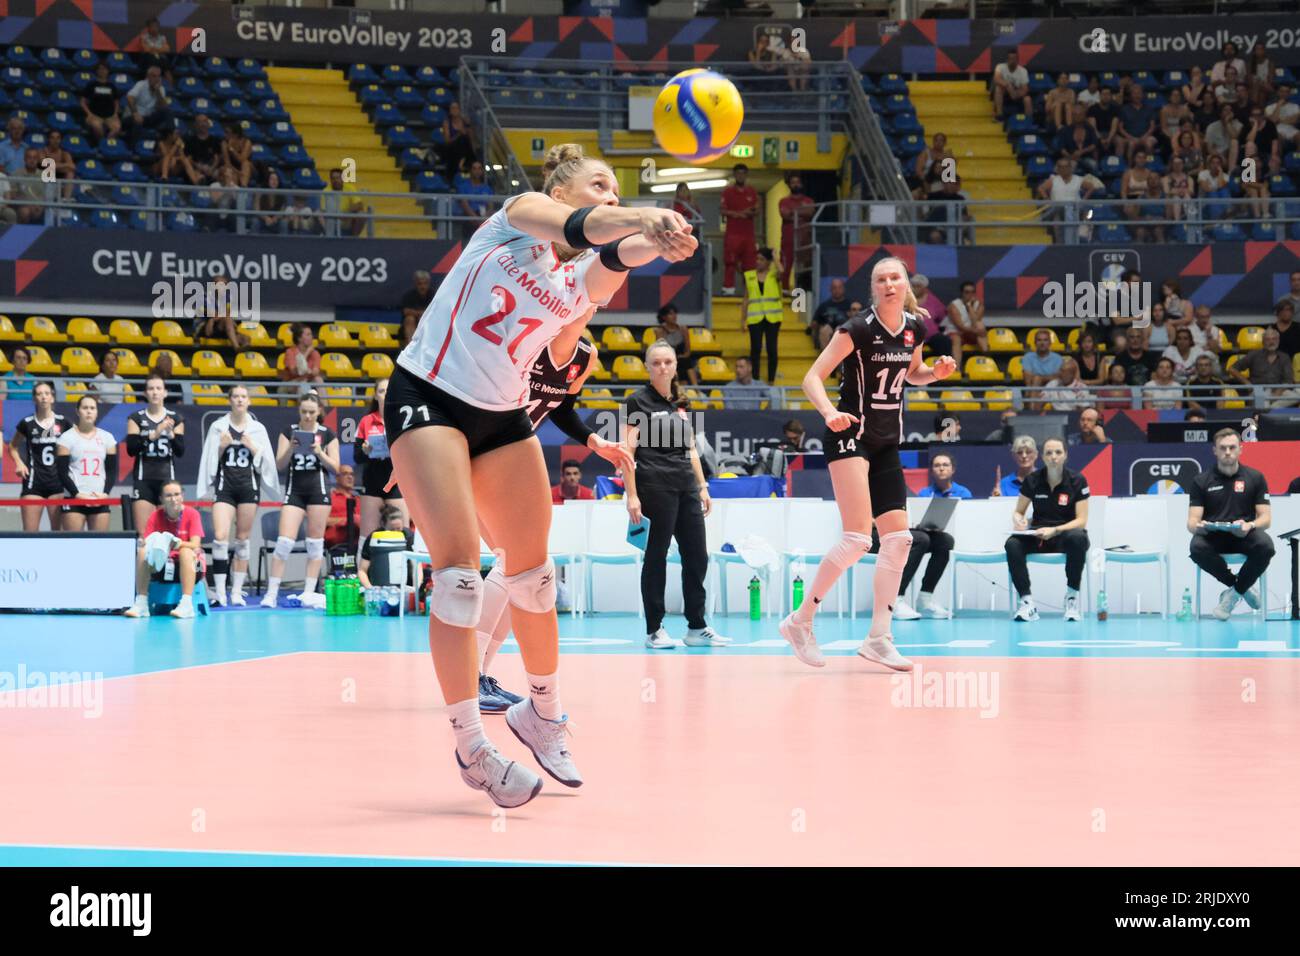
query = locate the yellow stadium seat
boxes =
[191,383,227,406]
[706,388,728,410]
[905,391,939,411]
[964,355,1005,382]
[1221,387,1246,410]
[984,389,1014,410]
[1026,327,1064,352]
[641,327,662,348]
[110,348,149,376]
[1236,326,1265,351]
[1217,328,1231,351]
[685,388,709,411]
[235,321,274,347]
[697,356,731,383]
[361,353,395,379]
[275,352,286,372]
[324,386,361,407]
[278,323,297,347]
[601,326,636,350]
[147,349,191,376]
[987,328,1021,352]
[321,352,361,378]
[234,351,276,379]
[940,389,981,411]
[150,319,189,346]
[319,323,357,350]
[67,317,109,344]
[0,315,22,342]
[580,387,619,409]
[1007,355,1025,380]
[1293,353,1300,379]
[192,350,233,378]
[0,350,11,373]
[25,315,66,343]
[63,380,90,401]
[59,347,99,376]
[245,385,277,406]
[359,324,399,350]
[110,319,152,345]
[21,345,59,374]
[590,356,611,382]
[611,355,649,382]
[689,327,720,352]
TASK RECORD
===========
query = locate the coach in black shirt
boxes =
[1004,437,1091,623]
[1188,427,1273,620]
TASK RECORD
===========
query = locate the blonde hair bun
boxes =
[541,143,588,194]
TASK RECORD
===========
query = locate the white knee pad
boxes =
[429,566,484,628]
[477,562,509,633]
[273,535,295,562]
[825,531,873,571]
[233,539,251,562]
[212,540,230,561]
[876,530,913,573]
[505,559,557,614]
[306,537,325,560]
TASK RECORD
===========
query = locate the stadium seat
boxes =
[234,351,276,379]
[1007,355,1025,380]
[987,328,1021,352]
[984,389,1014,411]
[964,356,1005,382]
[581,387,618,410]
[59,347,98,376]
[689,327,720,353]
[348,64,381,85]
[318,323,357,350]
[1027,327,1065,352]
[359,324,398,349]
[88,209,124,229]
[393,85,424,109]
[109,348,149,376]
[414,171,452,194]
[589,356,611,382]
[0,350,14,373]
[361,353,395,379]
[641,327,660,349]
[0,315,22,342]
[23,345,61,374]
[237,322,274,348]
[321,352,361,379]
[147,349,191,375]
[940,390,981,411]
[192,350,233,378]
[1221,388,1247,410]
[237,58,268,80]
[612,355,650,382]
[600,326,636,350]
[697,356,731,383]
[387,125,418,148]
[905,391,938,412]
[1237,327,1265,351]
[109,319,152,346]
[191,383,227,406]
[25,315,67,343]
[67,317,109,344]
[324,386,361,408]
[245,385,276,407]
[277,323,297,347]
[7,45,39,68]
[151,320,189,346]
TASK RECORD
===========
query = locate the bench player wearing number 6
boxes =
[779,257,957,670]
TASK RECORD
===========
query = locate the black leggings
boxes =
[748,319,780,383]
[1004,529,1089,596]
[872,527,953,595]
[1190,529,1275,594]
[638,483,709,635]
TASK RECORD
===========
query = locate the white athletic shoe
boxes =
[857,635,913,671]
[1063,593,1082,622]
[170,598,195,619]
[456,743,543,808]
[123,595,150,619]
[1212,588,1241,621]
[505,699,583,788]
[645,628,676,650]
[304,592,327,610]
[779,612,825,668]
[683,626,730,646]
[917,593,953,619]
[229,590,247,607]
[1014,597,1040,622]
[210,590,227,607]
[260,592,278,609]
[891,596,922,621]
[1240,586,1262,610]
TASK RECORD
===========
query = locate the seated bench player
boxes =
[124,479,206,618]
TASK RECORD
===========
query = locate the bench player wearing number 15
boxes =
[780,257,957,670]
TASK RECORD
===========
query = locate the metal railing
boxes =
[457,60,532,196]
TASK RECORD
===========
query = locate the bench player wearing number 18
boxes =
[780,257,957,670]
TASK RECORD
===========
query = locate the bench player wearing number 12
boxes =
[385,143,696,809]
[780,256,957,670]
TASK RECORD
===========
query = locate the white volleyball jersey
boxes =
[396,195,607,411]
[56,427,115,495]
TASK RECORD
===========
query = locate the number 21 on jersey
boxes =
[473,285,544,363]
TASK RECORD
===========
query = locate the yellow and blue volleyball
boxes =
[652,69,744,164]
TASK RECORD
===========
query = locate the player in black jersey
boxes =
[779,256,957,671]
[7,380,72,531]
[354,376,406,551]
[125,373,186,535]
[263,392,340,609]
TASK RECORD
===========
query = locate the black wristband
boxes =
[563,206,598,249]
[549,393,596,445]
[599,237,631,272]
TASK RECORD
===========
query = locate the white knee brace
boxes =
[233,539,251,562]
[429,566,484,628]
[876,530,913,572]
[273,535,295,562]
[825,531,873,570]
[306,537,325,560]
[477,563,509,634]
[505,559,557,614]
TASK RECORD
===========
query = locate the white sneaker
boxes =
[210,590,227,607]
[303,592,327,610]
[229,590,247,607]
[170,598,195,619]
[1240,586,1261,610]
[645,628,676,650]
[857,635,913,671]
[891,596,922,621]
[1212,588,1241,621]
[917,593,953,619]
[1063,593,1082,622]
[456,743,543,808]
[1014,596,1040,622]
[683,626,730,646]
[779,612,825,668]
[505,699,583,788]
[123,595,149,618]
[260,592,278,609]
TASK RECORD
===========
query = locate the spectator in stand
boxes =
[399,270,434,347]
[993,51,1032,118]
[1146,302,1172,351]
[124,479,205,619]
[551,459,595,504]
[438,101,477,179]
[455,159,494,241]
[747,33,778,74]
[810,278,859,350]
[1074,331,1109,386]
[778,172,814,291]
[38,129,74,200]
[0,169,13,225]
[1211,42,1247,85]
[90,349,134,405]
[1246,43,1276,101]
[252,168,289,234]
[1044,72,1077,134]
[127,65,173,134]
[222,124,254,188]
[1272,298,1300,359]
[1117,84,1162,162]
[1240,105,1280,165]
[1134,171,1168,244]
[740,245,784,384]
[182,114,221,185]
[1280,273,1300,315]
[0,346,34,399]
[909,274,949,355]
[194,274,250,350]
[917,133,955,200]
[1095,363,1134,409]
[138,17,173,81]
[925,176,973,245]
[205,165,241,233]
[325,166,367,238]
[1087,86,1122,156]
[925,412,961,442]
[285,194,324,235]
[154,125,191,183]
[1073,406,1111,444]
[724,356,778,411]
[323,464,359,551]
[357,504,414,590]
[1182,66,1209,107]
[1186,353,1228,411]
[1161,278,1195,330]
[655,304,699,387]
[0,117,28,175]
[1143,357,1184,409]
[10,148,45,223]
[990,435,1039,498]
[1238,141,1272,221]
[1021,329,1064,388]
[1037,157,1096,243]
[281,323,324,397]
[1192,88,1220,136]
[1160,89,1193,146]
[1214,66,1242,108]
[1077,75,1102,108]
[1172,125,1205,177]
[1113,327,1160,385]
[719,163,758,296]
[1042,357,1093,411]
[1121,150,1154,224]
[944,280,988,371]
[672,181,701,222]
[1230,327,1299,408]
[1190,305,1225,360]
[1161,156,1196,231]
[1163,326,1210,383]
[81,61,122,142]
[1205,105,1242,168]
[1196,151,1230,202]
[1265,84,1300,151]
[1054,105,1102,176]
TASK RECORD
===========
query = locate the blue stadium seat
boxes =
[1132,70,1159,90]
[244,79,271,100]
[348,64,381,85]
[133,137,159,163]
[11,108,44,132]
[224,98,255,122]
[428,85,454,107]
[358,83,390,106]
[1145,154,1166,174]
[6,46,40,69]
[0,66,28,88]
[1252,222,1279,241]
[172,56,196,77]
[1291,221,1300,240]
[393,85,424,109]
[70,69,93,90]
[112,185,143,206]
[127,210,151,230]
[397,148,423,171]
[204,57,236,79]
[895,134,924,159]
[0,88,15,110]
[386,125,418,148]
[71,49,99,71]
[881,93,910,115]
[209,78,240,100]
[70,182,101,205]
[57,209,87,228]
[76,158,110,181]
[1028,72,1052,94]
[420,104,447,128]
[1284,153,1300,174]
[168,212,199,232]
[1269,173,1298,197]
[1067,72,1088,91]
[1005,112,1034,134]
[1163,70,1187,90]
[237,120,266,143]
[47,89,77,111]
[46,110,79,132]
[277,144,310,168]
[1095,223,1131,242]
[1143,90,1167,109]
[257,98,289,122]
[89,209,124,229]
[1089,203,1119,221]
[266,121,297,144]
[293,167,325,190]
[382,65,413,86]
[516,71,545,91]
[414,171,451,193]
[249,143,272,165]
[892,112,923,135]
[859,74,879,96]
[188,96,218,119]
[105,52,135,74]
[110,72,134,95]
[14,86,46,109]
[236,58,267,80]
[371,103,402,127]
[877,73,906,94]
[61,132,92,159]
[1211,222,1247,241]
[34,68,71,91]
[1016,134,1048,156]
[1025,155,1053,178]
[1101,154,1127,178]
[177,76,209,99]
[97,136,131,162]
[113,161,148,183]
[414,66,443,87]
[1097,71,1120,90]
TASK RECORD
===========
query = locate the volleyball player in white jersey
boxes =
[387,143,696,808]
[55,394,117,532]
[779,257,957,670]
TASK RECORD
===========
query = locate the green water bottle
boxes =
[1177,587,1193,621]
[324,577,336,616]
[1097,589,1108,622]
[749,575,762,621]
[792,575,804,611]
[347,577,360,616]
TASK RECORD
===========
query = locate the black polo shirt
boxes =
[1020,467,1090,528]
[82,80,118,118]
[813,296,854,330]
[1189,464,1268,523]
[624,385,697,492]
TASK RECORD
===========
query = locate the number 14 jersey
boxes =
[837,308,925,446]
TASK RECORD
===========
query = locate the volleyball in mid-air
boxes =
[652,68,744,164]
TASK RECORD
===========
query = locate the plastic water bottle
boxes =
[1097,589,1108,621]
[749,575,762,621]
[385,586,400,617]
[1177,587,1193,621]
[324,578,336,616]
[792,575,804,612]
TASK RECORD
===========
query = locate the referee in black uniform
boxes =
[620,340,727,650]
[1188,427,1274,620]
